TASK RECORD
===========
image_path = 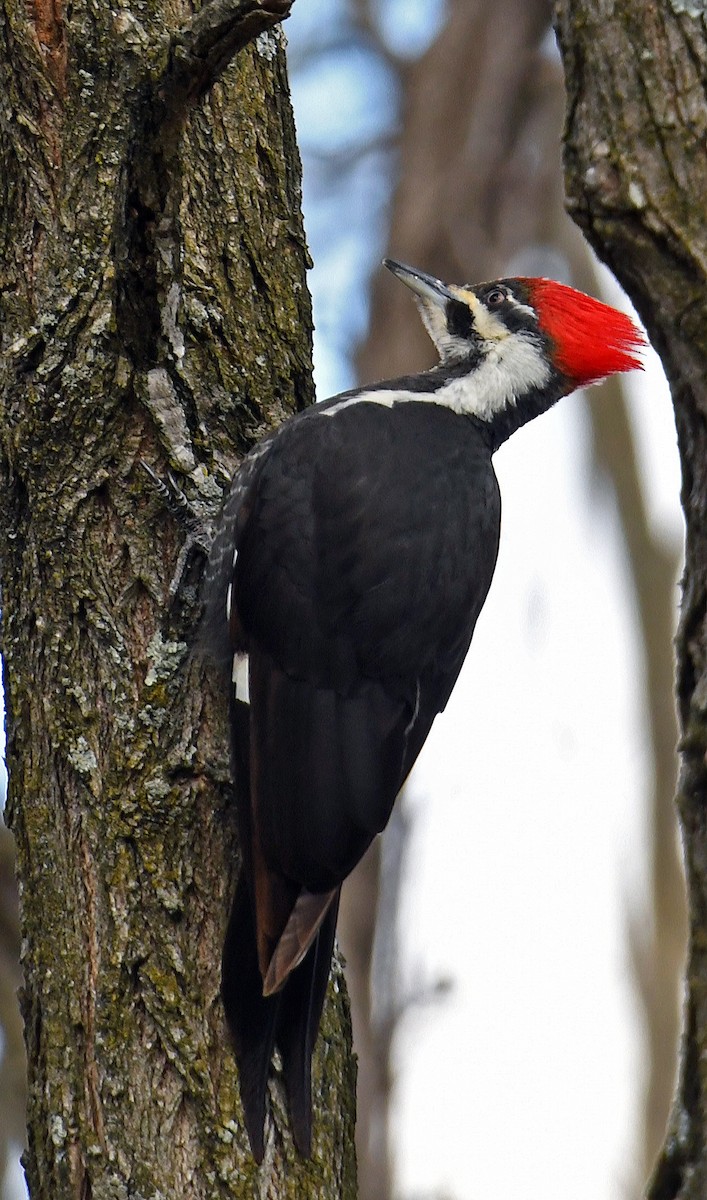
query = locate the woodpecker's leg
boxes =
[140,460,213,601]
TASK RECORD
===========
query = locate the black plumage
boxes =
[210,397,501,1157]
[200,259,644,1159]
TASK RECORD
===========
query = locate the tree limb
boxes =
[553,3,707,1197]
[166,0,293,105]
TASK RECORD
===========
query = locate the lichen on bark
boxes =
[0,0,357,1195]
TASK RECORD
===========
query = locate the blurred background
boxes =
[0,1,688,1197]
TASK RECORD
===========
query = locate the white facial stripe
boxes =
[451,286,537,326]
[225,580,233,621]
[321,335,550,421]
[424,286,542,366]
[466,294,509,342]
[448,285,475,305]
[508,297,537,319]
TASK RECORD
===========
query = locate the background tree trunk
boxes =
[553,3,707,1196]
[350,1,684,1191]
[0,1,357,1195]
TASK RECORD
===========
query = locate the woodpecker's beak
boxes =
[383,259,455,307]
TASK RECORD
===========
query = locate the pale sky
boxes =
[391,348,682,1199]
[286,6,686,1191]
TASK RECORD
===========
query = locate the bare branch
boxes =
[166,0,293,104]
[553,3,707,1196]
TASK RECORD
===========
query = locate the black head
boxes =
[383,259,644,442]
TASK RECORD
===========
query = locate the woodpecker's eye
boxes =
[486,288,507,308]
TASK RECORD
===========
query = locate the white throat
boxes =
[437,336,551,419]
[323,335,551,421]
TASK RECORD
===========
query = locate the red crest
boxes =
[525,279,645,387]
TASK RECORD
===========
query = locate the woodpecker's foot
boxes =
[141,460,214,602]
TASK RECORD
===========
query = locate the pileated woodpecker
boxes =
[203,259,644,1160]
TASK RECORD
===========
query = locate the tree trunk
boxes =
[358,0,683,1188]
[0,1,357,1195]
[553,3,707,1196]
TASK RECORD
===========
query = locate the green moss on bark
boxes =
[0,2,356,1195]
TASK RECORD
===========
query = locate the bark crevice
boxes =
[0,0,355,1192]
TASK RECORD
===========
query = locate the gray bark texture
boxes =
[0,0,358,1195]
[553,3,707,1197]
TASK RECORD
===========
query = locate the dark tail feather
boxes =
[223,695,340,1158]
[221,871,280,1163]
[223,876,340,1160]
[276,890,341,1156]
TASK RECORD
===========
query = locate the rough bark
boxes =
[0,1,357,1196]
[552,3,707,1197]
[583,364,685,1189]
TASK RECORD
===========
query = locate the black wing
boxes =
[232,400,500,917]
[210,398,501,1156]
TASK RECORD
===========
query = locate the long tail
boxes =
[276,890,340,1155]
[221,877,340,1160]
[221,873,278,1161]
